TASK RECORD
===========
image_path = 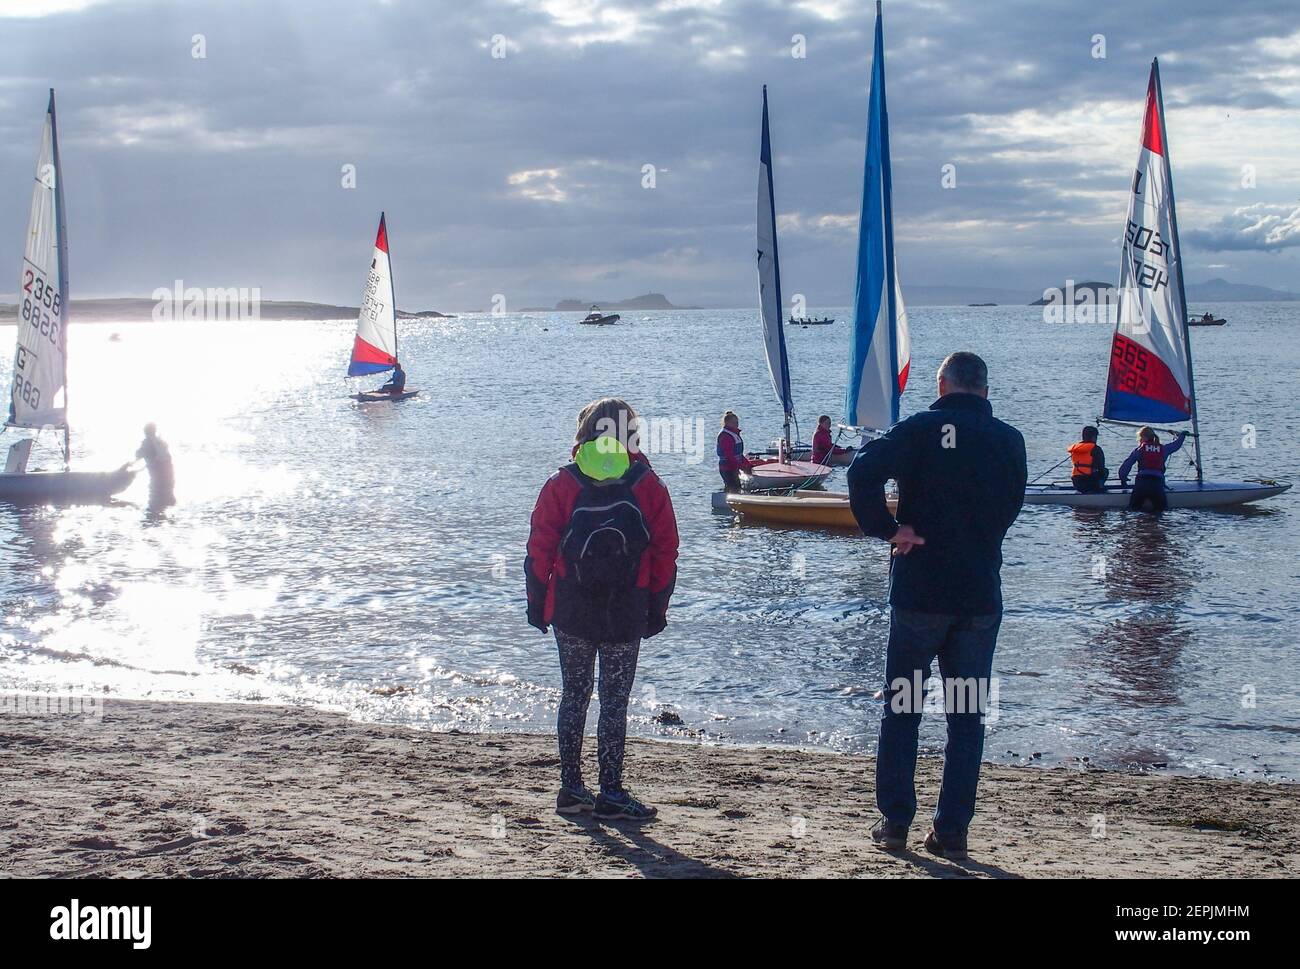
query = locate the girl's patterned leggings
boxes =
[554,629,642,794]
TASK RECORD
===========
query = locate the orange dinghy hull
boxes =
[725,490,897,530]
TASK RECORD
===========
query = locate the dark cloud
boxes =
[1,0,1298,309]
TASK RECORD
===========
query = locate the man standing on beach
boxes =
[847,351,1026,860]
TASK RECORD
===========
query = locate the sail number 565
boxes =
[1112,339,1151,393]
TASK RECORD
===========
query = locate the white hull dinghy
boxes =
[1027,61,1288,510]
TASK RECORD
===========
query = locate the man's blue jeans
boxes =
[877,608,1001,839]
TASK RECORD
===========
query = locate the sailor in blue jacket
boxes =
[847,351,1026,860]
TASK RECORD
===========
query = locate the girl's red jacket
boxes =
[525,452,679,636]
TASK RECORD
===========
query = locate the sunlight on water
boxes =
[2,307,1298,779]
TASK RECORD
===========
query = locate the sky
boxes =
[0,0,1298,311]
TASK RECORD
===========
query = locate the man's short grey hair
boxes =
[937,351,988,392]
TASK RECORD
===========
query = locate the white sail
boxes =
[9,92,68,430]
[1104,60,1194,426]
[756,86,794,422]
[348,213,398,376]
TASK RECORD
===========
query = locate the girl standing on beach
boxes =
[525,398,679,821]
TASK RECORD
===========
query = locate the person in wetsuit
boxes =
[1118,426,1188,513]
[136,423,175,510]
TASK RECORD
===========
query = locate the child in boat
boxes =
[1118,426,1188,512]
[1067,425,1108,494]
[524,397,679,822]
[379,362,406,394]
[716,410,754,492]
[812,415,851,466]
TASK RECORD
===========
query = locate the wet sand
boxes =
[1,699,1295,878]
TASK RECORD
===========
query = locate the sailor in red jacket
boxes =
[1118,425,1187,512]
[524,397,678,822]
[716,410,754,492]
[811,415,851,466]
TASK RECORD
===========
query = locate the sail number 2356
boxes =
[21,268,63,347]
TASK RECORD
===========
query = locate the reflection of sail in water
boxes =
[1080,513,1195,707]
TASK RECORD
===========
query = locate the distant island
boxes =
[520,293,700,312]
[0,298,454,323]
[1030,281,1116,306]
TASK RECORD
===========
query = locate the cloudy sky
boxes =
[1,0,1297,310]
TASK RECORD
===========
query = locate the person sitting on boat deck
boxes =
[1067,425,1108,494]
[1118,426,1188,513]
[812,415,851,466]
[379,362,406,394]
[716,411,755,493]
[136,422,175,509]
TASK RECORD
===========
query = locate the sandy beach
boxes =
[0,698,1295,879]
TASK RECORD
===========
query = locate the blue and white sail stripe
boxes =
[845,3,910,432]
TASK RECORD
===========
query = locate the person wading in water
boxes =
[1118,426,1188,513]
[136,423,175,511]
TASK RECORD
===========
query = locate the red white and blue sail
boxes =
[348,213,398,377]
[1104,60,1194,424]
[9,90,69,431]
[845,2,910,432]
[757,85,794,425]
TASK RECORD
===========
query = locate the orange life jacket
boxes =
[1069,441,1100,476]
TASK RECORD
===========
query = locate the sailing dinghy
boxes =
[0,91,135,506]
[1025,61,1288,509]
[739,85,831,493]
[729,4,907,525]
[348,213,418,402]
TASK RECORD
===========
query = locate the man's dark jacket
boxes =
[847,393,1027,616]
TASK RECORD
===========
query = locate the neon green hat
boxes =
[575,436,630,481]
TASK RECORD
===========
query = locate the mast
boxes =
[49,89,71,470]
[1153,59,1202,483]
[758,84,794,451]
[383,211,397,365]
[876,1,900,426]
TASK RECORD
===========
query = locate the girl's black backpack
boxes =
[553,462,652,640]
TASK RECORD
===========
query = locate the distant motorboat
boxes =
[788,316,834,326]
[580,304,619,325]
[1187,313,1226,326]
